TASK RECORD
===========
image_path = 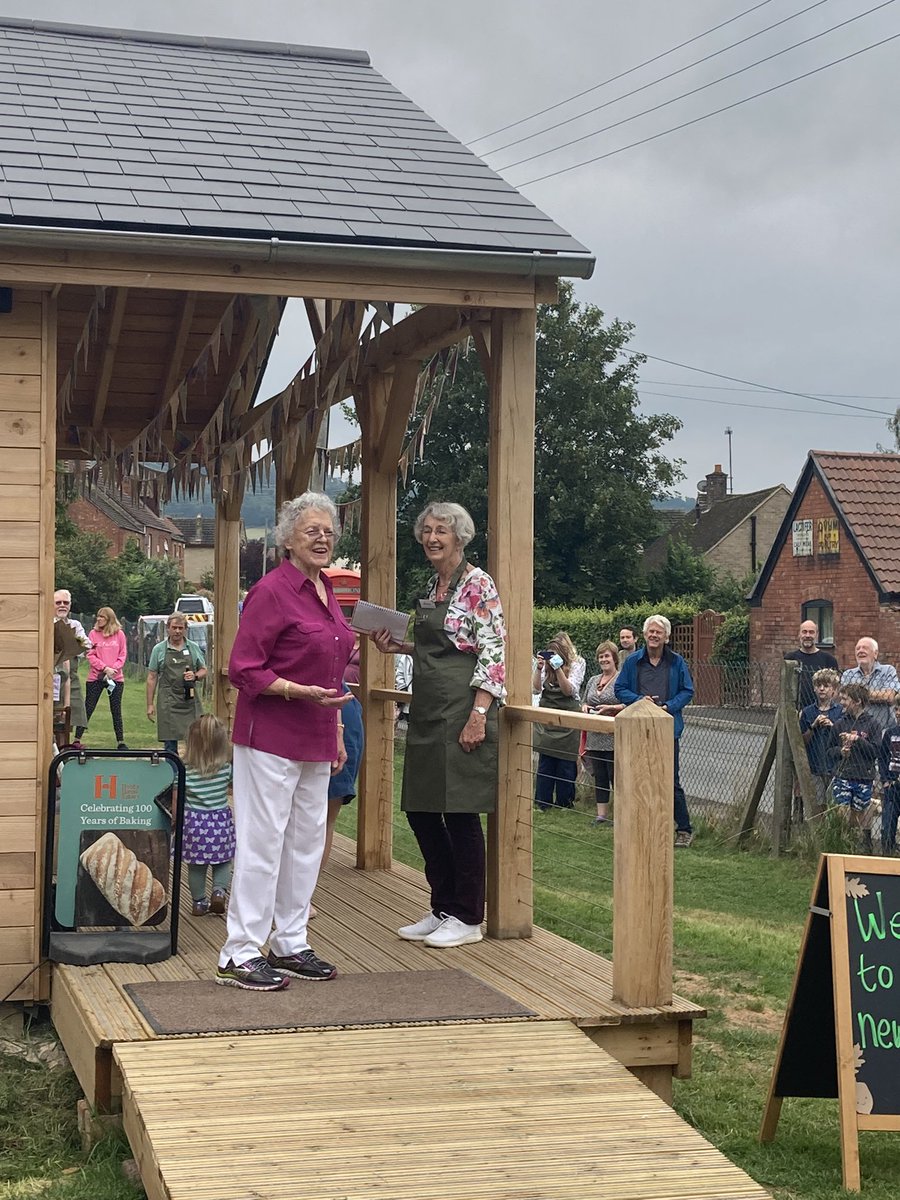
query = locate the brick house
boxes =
[68,483,185,570]
[749,450,900,671]
[642,464,790,581]
[169,515,248,587]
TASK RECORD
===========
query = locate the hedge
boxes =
[533,598,706,657]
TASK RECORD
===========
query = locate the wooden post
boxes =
[356,376,396,872]
[612,700,674,1010]
[772,659,799,856]
[486,306,536,938]
[212,477,243,732]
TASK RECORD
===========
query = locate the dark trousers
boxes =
[535,753,577,810]
[674,738,691,834]
[84,679,125,744]
[585,749,614,808]
[883,784,900,854]
[406,811,485,927]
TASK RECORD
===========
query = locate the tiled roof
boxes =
[85,484,185,540]
[0,20,590,259]
[814,451,900,593]
[641,487,787,573]
[169,516,216,546]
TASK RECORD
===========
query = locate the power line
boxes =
[637,388,892,419]
[641,379,900,400]
[467,0,778,145]
[488,0,835,160]
[516,29,900,186]
[503,0,895,173]
[627,350,897,417]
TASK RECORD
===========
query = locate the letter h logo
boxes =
[94,775,117,800]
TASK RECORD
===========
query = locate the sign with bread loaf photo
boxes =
[78,832,167,927]
[54,758,176,930]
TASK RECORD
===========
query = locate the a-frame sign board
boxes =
[761,854,900,1191]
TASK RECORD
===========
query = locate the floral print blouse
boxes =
[426,566,507,702]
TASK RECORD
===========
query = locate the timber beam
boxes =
[90,287,128,430]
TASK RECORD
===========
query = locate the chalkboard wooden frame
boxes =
[761,853,900,1192]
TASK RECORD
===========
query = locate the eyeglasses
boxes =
[54,600,69,607]
[300,528,336,540]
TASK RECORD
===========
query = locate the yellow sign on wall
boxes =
[817,517,840,555]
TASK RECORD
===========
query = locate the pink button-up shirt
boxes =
[229,559,355,762]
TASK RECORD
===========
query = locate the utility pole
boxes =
[725,426,734,494]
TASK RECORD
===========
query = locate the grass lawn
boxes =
[5,701,897,1197]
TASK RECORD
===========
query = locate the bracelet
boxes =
[283,679,292,701]
[336,722,344,730]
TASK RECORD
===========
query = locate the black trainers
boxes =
[266,948,336,981]
[215,956,289,991]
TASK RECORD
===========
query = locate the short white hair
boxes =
[643,614,671,640]
[413,502,475,548]
[857,636,879,656]
[274,492,339,550]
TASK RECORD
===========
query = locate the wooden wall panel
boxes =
[0,632,38,667]
[0,287,48,1002]
[0,669,39,703]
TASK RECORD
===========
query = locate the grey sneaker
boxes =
[215,956,288,991]
[674,830,694,848]
[266,948,336,981]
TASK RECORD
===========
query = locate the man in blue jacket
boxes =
[614,614,695,847]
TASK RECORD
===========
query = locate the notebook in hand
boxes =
[351,600,410,644]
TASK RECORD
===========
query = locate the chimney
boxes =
[705,464,728,505]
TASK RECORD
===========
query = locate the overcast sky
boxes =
[7,0,900,498]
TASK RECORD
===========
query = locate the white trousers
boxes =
[218,745,330,967]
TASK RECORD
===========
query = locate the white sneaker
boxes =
[397,912,444,941]
[423,915,483,948]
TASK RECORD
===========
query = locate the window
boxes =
[802,600,834,646]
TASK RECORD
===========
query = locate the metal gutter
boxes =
[0,223,596,281]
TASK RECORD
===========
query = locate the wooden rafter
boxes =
[156,290,197,414]
[375,360,420,473]
[91,287,128,429]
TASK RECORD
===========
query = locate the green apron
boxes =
[533,673,581,761]
[156,640,203,742]
[401,562,499,815]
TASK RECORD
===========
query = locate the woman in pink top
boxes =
[85,606,128,750]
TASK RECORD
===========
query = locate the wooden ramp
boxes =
[115,1021,770,1200]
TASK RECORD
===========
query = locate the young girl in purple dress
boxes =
[181,714,236,917]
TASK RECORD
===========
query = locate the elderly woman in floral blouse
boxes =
[373,501,506,948]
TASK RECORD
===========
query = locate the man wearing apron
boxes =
[533,646,582,810]
[372,503,506,949]
[146,614,206,753]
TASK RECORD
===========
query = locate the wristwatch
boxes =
[472,705,488,716]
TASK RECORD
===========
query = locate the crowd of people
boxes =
[52,491,900,995]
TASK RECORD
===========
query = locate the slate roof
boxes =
[169,516,216,547]
[642,487,789,573]
[0,19,591,261]
[83,484,185,541]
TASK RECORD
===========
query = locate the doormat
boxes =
[124,969,534,1035]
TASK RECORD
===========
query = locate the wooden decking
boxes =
[51,834,704,1111]
[114,1022,771,1200]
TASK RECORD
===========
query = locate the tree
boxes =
[378,283,682,607]
[55,527,180,621]
[645,538,715,603]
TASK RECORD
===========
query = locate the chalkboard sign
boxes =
[761,854,900,1192]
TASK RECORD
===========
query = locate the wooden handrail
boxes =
[503,703,616,734]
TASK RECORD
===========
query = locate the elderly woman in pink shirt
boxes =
[85,606,128,750]
[216,492,354,993]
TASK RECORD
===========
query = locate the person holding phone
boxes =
[532,632,583,811]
